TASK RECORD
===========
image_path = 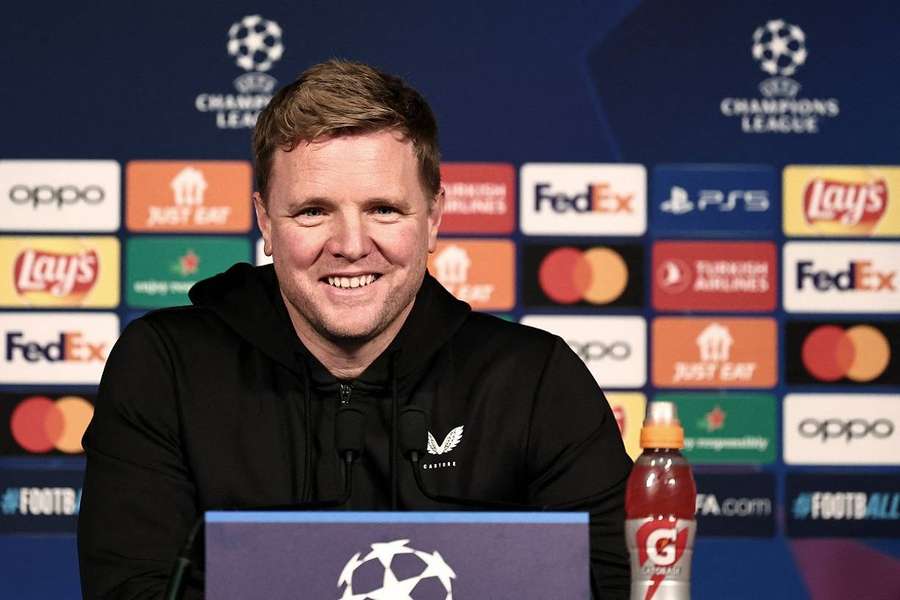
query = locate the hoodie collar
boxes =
[188,264,470,388]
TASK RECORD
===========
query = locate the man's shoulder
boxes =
[126,305,230,345]
[455,312,564,360]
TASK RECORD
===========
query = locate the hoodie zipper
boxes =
[339,383,352,406]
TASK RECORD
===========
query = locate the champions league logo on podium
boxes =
[194,14,285,129]
[337,539,456,600]
[720,19,841,134]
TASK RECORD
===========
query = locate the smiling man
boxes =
[78,60,632,599]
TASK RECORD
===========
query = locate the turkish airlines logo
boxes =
[652,241,776,311]
[126,161,252,232]
[4,395,94,455]
[784,166,900,236]
[428,239,515,311]
[653,318,776,388]
[784,394,900,465]
[439,163,515,233]
[0,160,121,232]
[0,237,119,308]
[783,242,900,313]
[520,163,646,235]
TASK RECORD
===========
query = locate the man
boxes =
[78,59,632,598]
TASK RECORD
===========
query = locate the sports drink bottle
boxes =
[625,401,697,600]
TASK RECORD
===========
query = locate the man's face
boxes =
[256,130,442,346]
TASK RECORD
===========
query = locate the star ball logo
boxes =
[786,321,898,385]
[1,395,94,455]
[337,539,455,599]
[720,19,841,134]
[522,244,643,308]
[194,14,285,129]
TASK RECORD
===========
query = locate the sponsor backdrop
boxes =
[1,1,899,598]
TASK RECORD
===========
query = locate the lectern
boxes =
[205,511,589,598]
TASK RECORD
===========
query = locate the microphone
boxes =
[163,404,367,600]
[399,407,541,511]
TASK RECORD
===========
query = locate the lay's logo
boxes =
[804,177,886,228]
[15,249,98,299]
[0,237,119,308]
[784,166,900,236]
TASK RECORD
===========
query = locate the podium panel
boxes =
[206,511,589,599]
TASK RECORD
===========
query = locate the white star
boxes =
[364,539,415,568]
[415,550,456,591]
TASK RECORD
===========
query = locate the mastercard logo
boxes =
[10,396,93,453]
[538,246,629,304]
[801,325,891,382]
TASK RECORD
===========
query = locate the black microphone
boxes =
[398,407,542,511]
[163,405,367,600]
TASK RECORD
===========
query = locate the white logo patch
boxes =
[427,426,464,455]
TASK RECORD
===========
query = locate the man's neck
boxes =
[281,294,414,380]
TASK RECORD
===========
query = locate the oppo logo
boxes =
[9,185,105,208]
[568,340,631,361]
[798,418,894,442]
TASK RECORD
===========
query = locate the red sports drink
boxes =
[625,401,697,600]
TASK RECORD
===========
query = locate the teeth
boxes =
[327,275,377,289]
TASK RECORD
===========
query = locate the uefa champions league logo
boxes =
[338,539,455,599]
[227,15,284,73]
[719,18,840,133]
[751,19,807,98]
[194,14,284,128]
[752,19,807,78]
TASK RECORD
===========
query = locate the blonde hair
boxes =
[253,59,441,201]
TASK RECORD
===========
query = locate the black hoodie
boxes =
[78,264,632,599]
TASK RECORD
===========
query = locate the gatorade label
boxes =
[625,517,696,600]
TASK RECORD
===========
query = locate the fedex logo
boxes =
[5,332,106,363]
[0,313,118,384]
[521,163,646,235]
[534,182,633,214]
[784,243,900,313]
[796,261,896,292]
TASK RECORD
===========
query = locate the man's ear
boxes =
[253,192,272,255]
[427,187,445,253]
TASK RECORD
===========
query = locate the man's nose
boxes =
[326,213,371,260]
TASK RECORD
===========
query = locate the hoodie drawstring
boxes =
[300,361,313,503]
[389,350,401,510]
